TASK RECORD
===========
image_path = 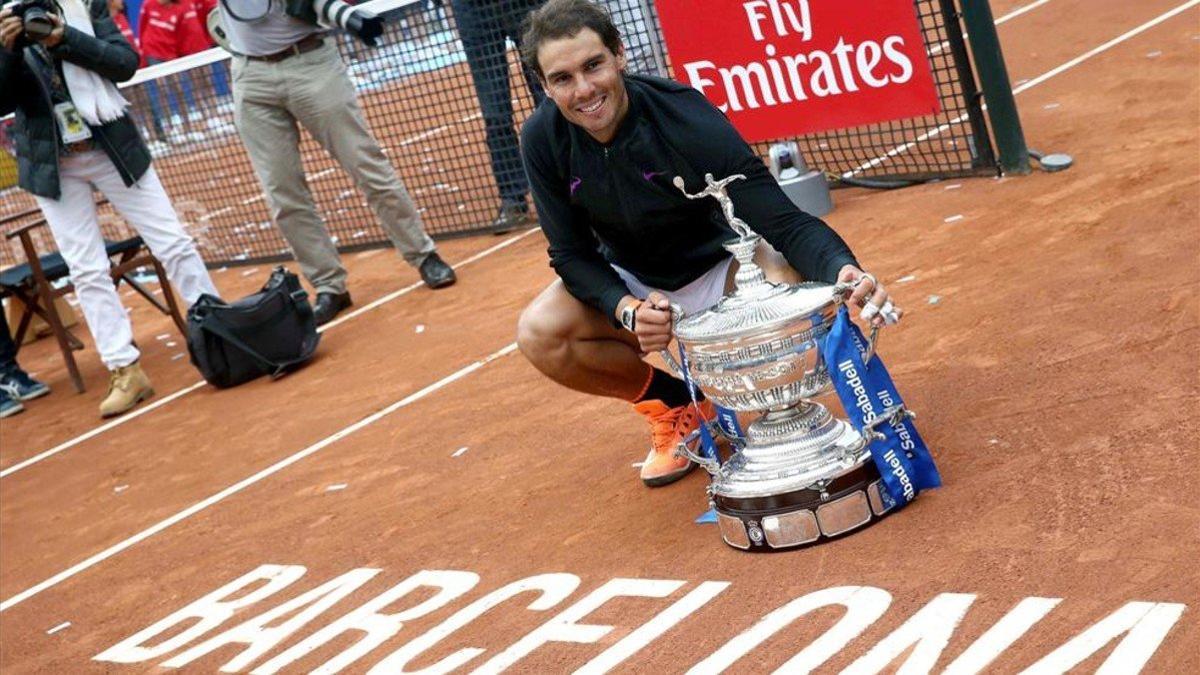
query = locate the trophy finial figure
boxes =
[674,174,752,239]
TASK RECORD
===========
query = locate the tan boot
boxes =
[99,362,155,418]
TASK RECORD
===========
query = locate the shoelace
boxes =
[648,406,699,455]
[110,369,134,393]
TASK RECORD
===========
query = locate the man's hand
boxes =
[37,13,64,48]
[1,9,22,51]
[631,291,675,354]
[837,264,902,327]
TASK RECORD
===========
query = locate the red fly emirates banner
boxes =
[655,0,942,142]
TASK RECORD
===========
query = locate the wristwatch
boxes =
[620,301,640,332]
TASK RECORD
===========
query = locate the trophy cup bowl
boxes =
[671,175,895,552]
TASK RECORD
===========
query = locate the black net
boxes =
[1,0,994,268]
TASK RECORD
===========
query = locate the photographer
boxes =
[0,0,220,418]
[451,0,545,233]
[216,0,457,325]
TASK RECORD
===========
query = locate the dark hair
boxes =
[520,0,622,79]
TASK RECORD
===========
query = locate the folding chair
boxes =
[0,205,187,393]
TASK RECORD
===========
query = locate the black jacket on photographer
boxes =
[0,0,148,199]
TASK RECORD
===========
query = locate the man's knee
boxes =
[70,264,114,291]
[149,232,199,265]
[756,241,803,284]
[516,298,569,368]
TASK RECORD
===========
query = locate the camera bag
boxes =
[186,267,320,388]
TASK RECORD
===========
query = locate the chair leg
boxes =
[25,300,86,350]
[121,274,172,314]
[14,233,86,393]
[151,258,187,335]
[12,289,37,348]
[32,278,85,393]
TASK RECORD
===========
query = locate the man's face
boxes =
[537,28,628,144]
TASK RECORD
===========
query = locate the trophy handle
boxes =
[659,303,686,377]
[675,430,723,476]
[859,404,917,443]
[668,302,684,325]
[832,282,882,363]
[864,325,880,364]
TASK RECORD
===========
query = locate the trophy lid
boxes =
[675,278,840,343]
[669,172,845,344]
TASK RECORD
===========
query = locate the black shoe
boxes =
[419,252,456,289]
[490,203,530,235]
[313,291,353,326]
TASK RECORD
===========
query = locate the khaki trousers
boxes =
[231,42,435,295]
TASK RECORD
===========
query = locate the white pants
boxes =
[34,150,218,370]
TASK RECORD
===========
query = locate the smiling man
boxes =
[515,0,897,487]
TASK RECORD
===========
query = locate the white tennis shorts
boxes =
[612,256,735,316]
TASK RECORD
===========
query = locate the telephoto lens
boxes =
[6,0,57,41]
[22,6,53,40]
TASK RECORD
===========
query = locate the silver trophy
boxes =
[668,173,910,551]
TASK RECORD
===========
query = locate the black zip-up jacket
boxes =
[521,74,859,321]
[0,0,148,199]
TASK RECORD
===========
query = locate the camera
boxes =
[314,0,383,47]
[3,0,57,44]
[768,142,833,217]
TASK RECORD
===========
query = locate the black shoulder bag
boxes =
[187,267,320,388]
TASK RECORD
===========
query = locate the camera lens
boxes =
[24,7,53,40]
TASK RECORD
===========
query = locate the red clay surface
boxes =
[1,0,1198,672]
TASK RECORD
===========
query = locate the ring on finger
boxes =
[858,272,877,290]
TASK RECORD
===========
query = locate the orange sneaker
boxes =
[633,399,716,487]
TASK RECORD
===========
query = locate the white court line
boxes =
[0,343,520,613]
[198,206,234,222]
[928,0,1056,56]
[400,126,449,147]
[318,228,540,332]
[0,382,208,480]
[0,229,541,480]
[845,0,1200,177]
[6,3,1193,615]
[996,0,1057,25]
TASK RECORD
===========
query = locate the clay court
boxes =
[1,0,1198,672]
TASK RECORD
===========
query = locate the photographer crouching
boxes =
[0,0,219,418]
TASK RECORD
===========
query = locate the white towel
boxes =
[58,0,128,125]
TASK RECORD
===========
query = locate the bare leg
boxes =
[517,279,648,400]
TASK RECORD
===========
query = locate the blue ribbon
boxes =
[676,343,722,463]
[676,343,728,525]
[820,306,941,509]
[713,405,744,444]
